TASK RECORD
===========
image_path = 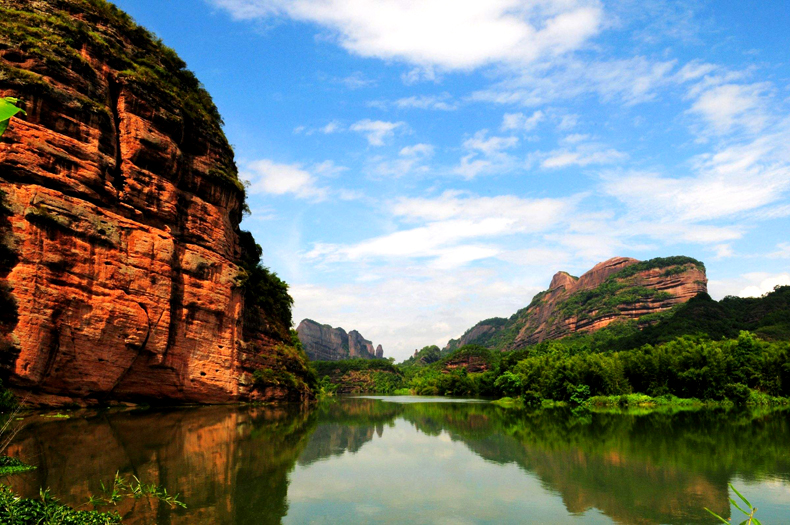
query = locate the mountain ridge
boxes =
[445,255,707,352]
[297,319,385,361]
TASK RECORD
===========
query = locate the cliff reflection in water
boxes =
[7,406,317,525]
[5,398,790,524]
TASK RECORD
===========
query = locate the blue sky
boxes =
[114,0,790,359]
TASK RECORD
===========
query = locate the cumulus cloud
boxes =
[211,0,604,71]
[738,273,790,298]
[242,159,328,200]
[242,159,355,200]
[350,119,406,145]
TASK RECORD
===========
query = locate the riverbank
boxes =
[491,390,790,412]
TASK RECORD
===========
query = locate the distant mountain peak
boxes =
[296,319,384,361]
[445,256,707,352]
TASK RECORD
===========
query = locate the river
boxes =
[5,396,790,523]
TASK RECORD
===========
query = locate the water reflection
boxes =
[4,399,789,524]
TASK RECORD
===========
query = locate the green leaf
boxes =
[0,120,8,137]
[730,498,749,516]
[704,508,731,524]
[753,517,763,525]
[730,484,753,509]
[0,98,25,121]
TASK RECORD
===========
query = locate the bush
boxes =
[0,485,121,524]
[724,383,751,405]
[494,371,523,397]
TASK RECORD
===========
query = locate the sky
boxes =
[113,0,790,360]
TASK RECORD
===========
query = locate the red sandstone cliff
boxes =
[445,256,708,351]
[0,0,312,405]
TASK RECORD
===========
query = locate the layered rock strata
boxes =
[0,0,311,405]
[296,319,384,361]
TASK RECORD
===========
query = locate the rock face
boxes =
[296,319,384,361]
[445,256,708,352]
[0,0,312,405]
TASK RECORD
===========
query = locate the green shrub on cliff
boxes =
[252,331,318,397]
[237,231,293,340]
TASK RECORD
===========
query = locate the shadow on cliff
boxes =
[0,189,19,380]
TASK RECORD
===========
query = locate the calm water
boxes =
[5,397,790,524]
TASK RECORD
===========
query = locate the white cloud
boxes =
[687,83,769,135]
[341,71,376,89]
[401,66,438,85]
[290,266,544,358]
[769,243,790,259]
[470,56,678,107]
[307,190,572,264]
[350,119,406,146]
[501,110,544,132]
[603,117,790,224]
[212,0,604,71]
[320,121,343,134]
[540,143,626,168]
[738,273,790,298]
[312,159,348,177]
[369,144,435,177]
[294,120,344,135]
[563,133,588,144]
[399,143,435,157]
[395,93,457,111]
[242,159,328,200]
[462,131,518,156]
[604,170,774,222]
[451,130,520,179]
[712,244,734,259]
